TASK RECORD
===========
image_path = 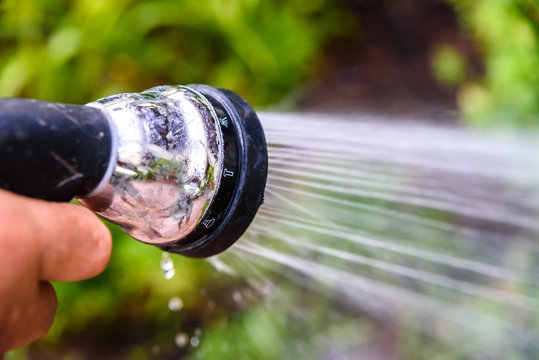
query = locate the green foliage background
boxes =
[0,0,345,106]
[0,0,538,123]
[436,0,539,126]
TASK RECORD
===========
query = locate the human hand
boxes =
[0,189,112,354]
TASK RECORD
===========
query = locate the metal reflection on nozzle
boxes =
[81,85,224,246]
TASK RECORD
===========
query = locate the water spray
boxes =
[0,85,268,257]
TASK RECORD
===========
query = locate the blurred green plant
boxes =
[441,0,539,126]
[0,0,345,106]
[431,45,467,87]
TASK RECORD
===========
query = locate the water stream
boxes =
[209,112,539,359]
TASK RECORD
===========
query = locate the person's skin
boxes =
[0,189,112,355]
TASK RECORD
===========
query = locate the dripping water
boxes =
[161,252,175,279]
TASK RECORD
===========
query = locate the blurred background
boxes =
[2,0,539,359]
[1,0,538,124]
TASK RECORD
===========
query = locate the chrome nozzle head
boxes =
[81,85,268,257]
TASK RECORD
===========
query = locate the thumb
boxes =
[1,190,112,282]
[35,201,113,282]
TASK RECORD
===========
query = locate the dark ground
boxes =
[298,0,482,119]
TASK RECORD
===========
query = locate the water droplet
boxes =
[175,332,189,348]
[207,300,216,309]
[168,297,184,311]
[194,327,202,337]
[161,252,175,279]
[232,291,243,303]
[152,345,160,355]
[200,288,207,296]
[190,336,200,347]
[161,252,173,271]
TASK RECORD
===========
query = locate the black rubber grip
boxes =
[0,99,113,202]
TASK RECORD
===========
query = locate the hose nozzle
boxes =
[0,85,268,257]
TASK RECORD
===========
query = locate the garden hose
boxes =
[0,85,268,257]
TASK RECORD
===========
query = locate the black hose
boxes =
[0,99,112,202]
